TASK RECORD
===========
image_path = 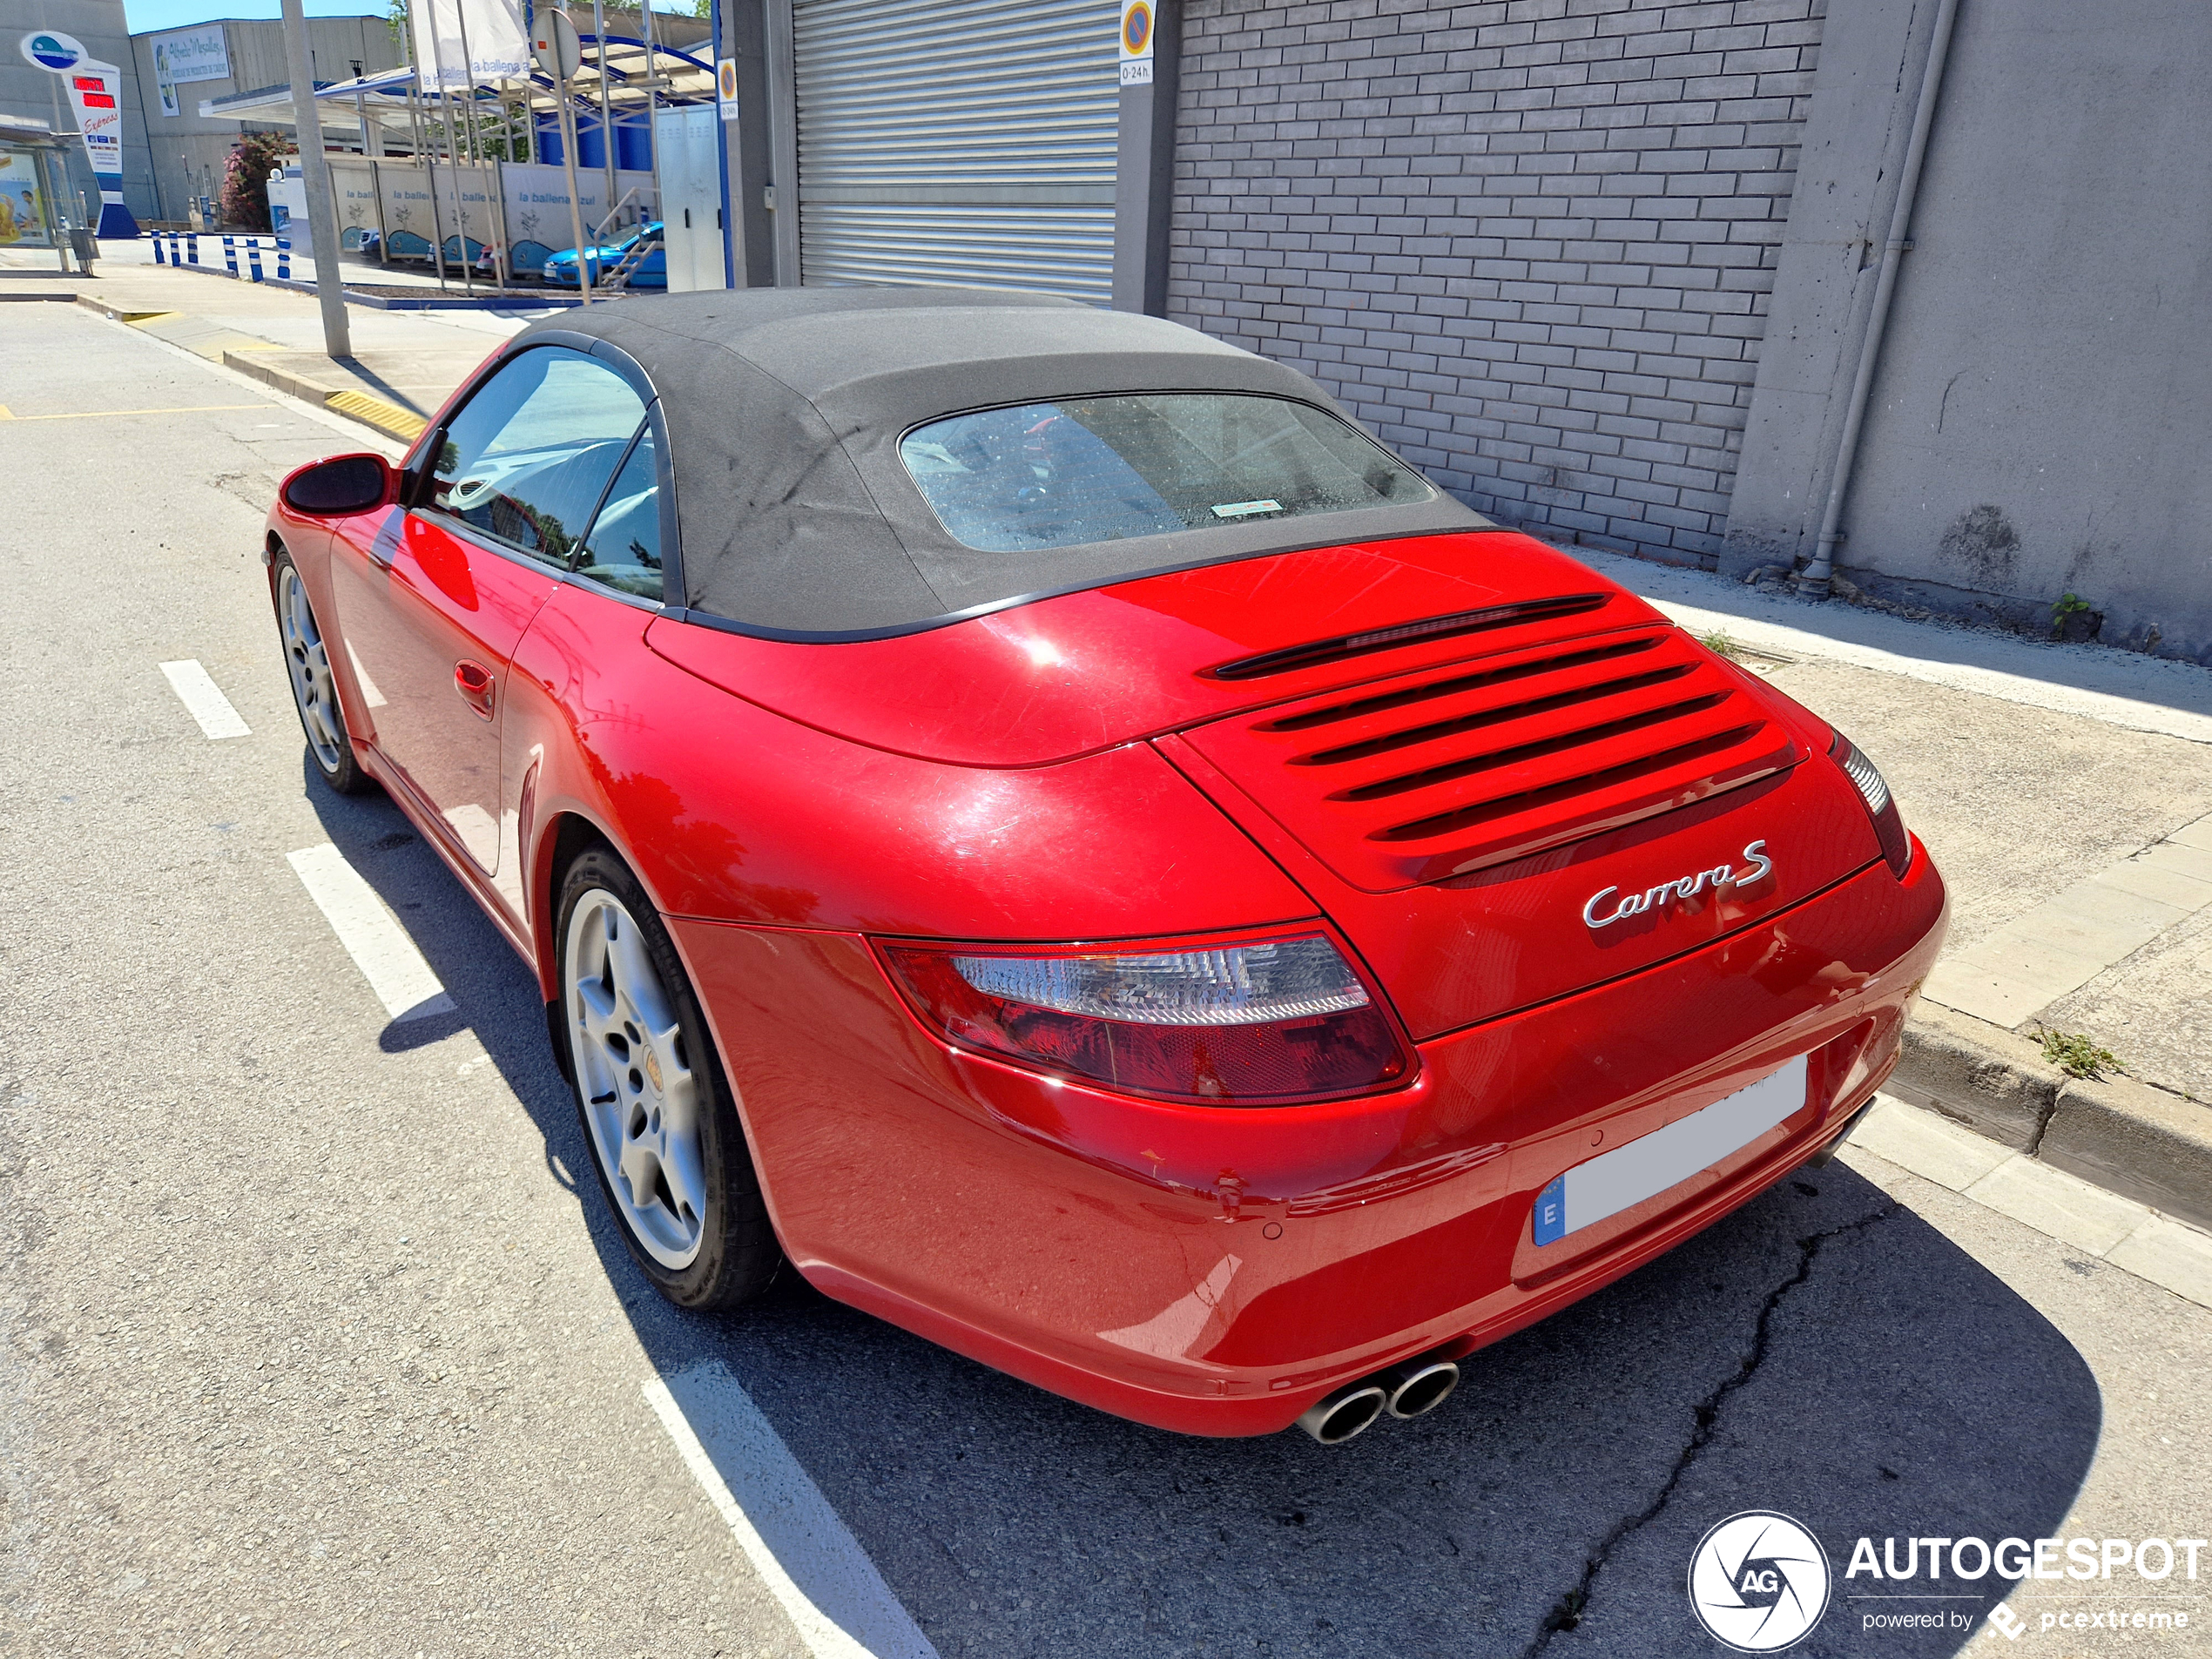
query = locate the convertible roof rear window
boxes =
[900,394,1435,555]
[502,290,1488,638]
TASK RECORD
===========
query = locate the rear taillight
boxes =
[1831,730,1911,877]
[877,932,1410,1105]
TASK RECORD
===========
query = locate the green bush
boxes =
[219,132,289,232]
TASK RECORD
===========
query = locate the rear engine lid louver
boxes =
[1204,594,1614,681]
[1178,626,1802,893]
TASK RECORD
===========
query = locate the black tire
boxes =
[271,547,376,796]
[556,844,782,1312]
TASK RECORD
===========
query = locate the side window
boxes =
[575,423,664,601]
[428,346,648,570]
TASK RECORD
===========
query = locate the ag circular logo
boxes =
[21,30,86,71]
[1688,1511,1832,1652]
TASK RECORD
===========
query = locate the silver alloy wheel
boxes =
[278,564,346,772]
[565,887,706,1269]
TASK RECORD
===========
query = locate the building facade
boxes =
[703,0,2209,663]
[128,13,401,224]
[3,0,155,223]
[1166,0,1816,576]
[705,0,2207,662]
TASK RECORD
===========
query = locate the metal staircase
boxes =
[597,226,661,292]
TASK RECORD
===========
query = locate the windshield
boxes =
[899,393,1436,554]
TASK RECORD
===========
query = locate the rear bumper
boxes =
[673,841,1946,1438]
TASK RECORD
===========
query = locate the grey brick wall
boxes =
[1166,0,1824,566]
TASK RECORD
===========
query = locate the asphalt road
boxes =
[3,302,2208,1659]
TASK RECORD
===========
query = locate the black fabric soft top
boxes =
[509,287,1487,637]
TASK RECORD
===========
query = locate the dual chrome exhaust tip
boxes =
[1294,1355,1462,1445]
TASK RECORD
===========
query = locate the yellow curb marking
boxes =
[71,296,179,324]
[0,403,272,421]
[326,389,428,441]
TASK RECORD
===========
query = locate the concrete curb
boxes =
[72,293,176,325]
[1894,1001,2212,1232]
[71,291,429,443]
[218,350,428,444]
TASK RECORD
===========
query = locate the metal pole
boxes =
[448,0,482,292]
[1797,0,1963,597]
[280,0,353,357]
[641,0,663,234]
[560,74,591,304]
[424,6,473,293]
[46,70,84,252]
[369,152,386,265]
[37,147,68,273]
[417,79,448,290]
[400,11,445,287]
[451,4,484,165]
[591,0,617,231]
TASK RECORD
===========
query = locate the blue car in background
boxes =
[542,222,666,289]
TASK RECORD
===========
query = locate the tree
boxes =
[219,131,290,231]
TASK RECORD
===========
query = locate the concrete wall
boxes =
[127,15,401,224]
[1164,0,1826,566]
[1723,0,2212,663]
[1,0,157,222]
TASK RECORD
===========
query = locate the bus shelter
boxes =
[0,115,78,272]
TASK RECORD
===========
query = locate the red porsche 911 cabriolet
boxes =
[266,288,1946,1444]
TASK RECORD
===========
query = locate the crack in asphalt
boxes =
[1518,1201,1903,1656]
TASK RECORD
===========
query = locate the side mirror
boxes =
[281,453,395,517]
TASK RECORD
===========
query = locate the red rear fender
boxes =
[509,589,1318,941]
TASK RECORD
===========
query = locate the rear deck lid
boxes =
[1178,621,1804,893]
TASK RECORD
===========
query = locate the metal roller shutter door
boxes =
[792,0,1119,305]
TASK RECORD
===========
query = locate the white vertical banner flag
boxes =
[412,0,530,90]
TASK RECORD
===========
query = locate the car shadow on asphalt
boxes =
[304,762,2101,1659]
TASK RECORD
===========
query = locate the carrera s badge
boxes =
[1582,840,1773,930]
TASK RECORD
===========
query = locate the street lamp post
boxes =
[280,0,352,358]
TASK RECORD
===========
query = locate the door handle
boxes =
[454,660,496,720]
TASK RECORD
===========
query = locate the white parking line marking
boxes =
[158,659,251,738]
[644,1365,940,1659]
[286,844,457,1022]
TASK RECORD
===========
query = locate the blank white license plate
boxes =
[1532,1055,1809,1246]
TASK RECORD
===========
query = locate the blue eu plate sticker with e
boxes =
[1533,1175,1568,1246]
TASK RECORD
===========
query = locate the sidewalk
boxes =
[17,246,2212,1234]
[3,239,565,442]
[1580,549,2212,1230]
